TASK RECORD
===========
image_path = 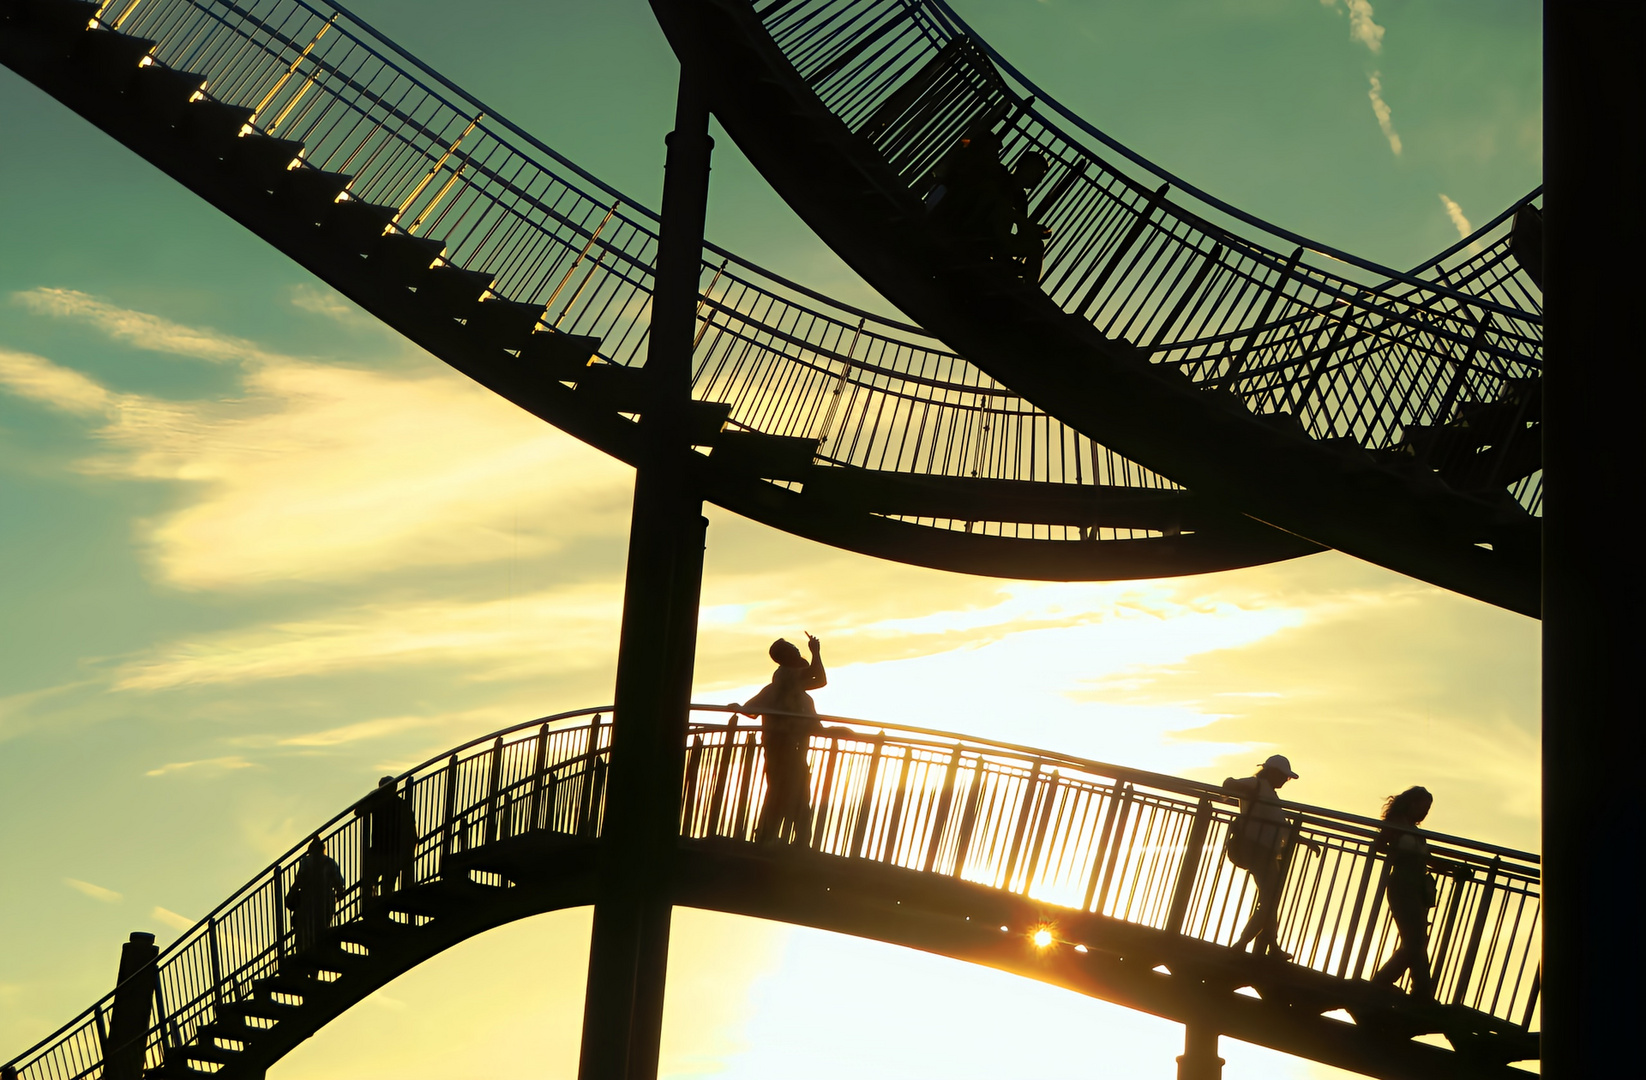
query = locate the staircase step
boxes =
[179,98,254,154]
[688,400,732,446]
[11,0,99,46]
[273,167,353,218]
[370,230,446,280]
[573,362,646,411]
[230,132,306,189]
[219,997,300,1021]
[711,431,819,480]
[69,28,155,93]
[180,1043,242,1064]
[130,63,206,127]
[418,262,493,310]
[517,329,601,377]
[334,913,421,947]
[467,296,545,348]
[322,197,397,252]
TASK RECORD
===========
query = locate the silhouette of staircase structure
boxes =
[0,0,1331,585]
[4,711,1539,1080]
[0,2,1544,1078]
[650,0,1544,614]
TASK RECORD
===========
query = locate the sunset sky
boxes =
[0,2,1542,1078]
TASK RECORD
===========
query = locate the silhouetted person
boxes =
[927,133,1051,279]
[1372,786,1437,1001]
[358,776,416,904]
[1224,754,1301,961]
[740,633,831,846]
[289,836,345,957]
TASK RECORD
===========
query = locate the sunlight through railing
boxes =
[5,706,1539,1080]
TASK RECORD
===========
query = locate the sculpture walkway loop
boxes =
[650,0,1545,615]
[0,0,1324,584]
[4,709,1540,1080]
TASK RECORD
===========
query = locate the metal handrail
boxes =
[81,0,1190,536]
[5,704,1540,1080]
[747,0,1544,516]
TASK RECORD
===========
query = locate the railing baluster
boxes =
[527,722,550,832]
[1451,857,1500,1007]
[706,715,739,837]
[881,748,914,863]
[809,734,842,851]
[1000,761,1043,890]
[849,733,886,859]
[681,736,705,837]
[1164,798,1213,935]
[1019,771,1060,893]
[948,754,986,878]
[484,736,504,845]
[922,744,964,873]
[439,752,460,868]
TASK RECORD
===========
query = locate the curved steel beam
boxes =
[646,0,1541,614]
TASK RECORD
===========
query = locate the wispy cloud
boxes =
[288,284,357,323]
[1322,0,1386,54]
[151,906,195,931]
[64,878,122,903]
[14,288,290,366]
[0,348,113,415]
[145,755,258,777]
[116,582,623,690]
[0,294,633,590]
[1438,193,1475,243]
[1367,71,1402,156]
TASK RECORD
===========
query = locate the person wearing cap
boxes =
[737,633,840,846]
[1223,754,1301,961]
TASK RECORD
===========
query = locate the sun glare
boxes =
[1032,928,1054,949]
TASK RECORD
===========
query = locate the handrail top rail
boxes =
[690,704,1539,864]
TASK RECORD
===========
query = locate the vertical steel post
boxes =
[576,62,713,1080]
[1543,9,1646,1078]
[105,932,158,1080]
[1176,1022,1222,1080]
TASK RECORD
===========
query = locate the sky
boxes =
[0,1,1542,1078]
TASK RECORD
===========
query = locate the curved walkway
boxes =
[650,0,1543,612]
[6,710,1539,1080]
[0,0,1318,582]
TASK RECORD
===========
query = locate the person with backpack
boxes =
[1223,754,1302,961]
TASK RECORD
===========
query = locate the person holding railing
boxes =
[738,633,835,847]
[287,836,345,958]
[1371,786,1437,1002]
[1223,754,1304,961]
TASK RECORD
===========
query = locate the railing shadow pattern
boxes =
[6,707,1538,1080]
[751,0,1544,514]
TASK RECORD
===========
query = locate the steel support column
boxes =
[1176,1021,1222,1080]
[1543,7,1646,1077]
[576,66,713,1080]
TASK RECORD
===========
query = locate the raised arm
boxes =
[803,632,827,691]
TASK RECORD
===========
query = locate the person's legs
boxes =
[758,748,794,844]
[1238,862,1290,959]
[1389,898,1434,999]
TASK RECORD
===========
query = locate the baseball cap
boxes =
[1260,754,1299,779]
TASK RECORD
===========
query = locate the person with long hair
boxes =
[1372,786,1436,1001]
